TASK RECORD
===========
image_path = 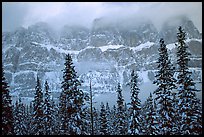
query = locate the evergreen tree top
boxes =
[177,26,186,41]
[116,83,124,102]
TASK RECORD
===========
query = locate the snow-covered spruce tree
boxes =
[153,38,177,135]
[116,83,127,135]
[176,26,202,135]
[2,67,14,135]
[171,92,180,134]
[25,101,33,134]
[81,92,91,135]
[140,99,148,134]
[31,76,44,135]
[110,105,117,135]
[24,104,32,135]
[99,102,108,135]
[93,107,100,135]
[128,70,142,135]
[87,79,94,135]
[51,97,60,134]
[13,98,27,135]
[43,81,56,135]
[124,102,129,134]
[144,93,159,135]
[105,102,112,135]
[153,98,160,131]
[59,54,85,135]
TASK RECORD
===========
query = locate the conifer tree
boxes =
[110,105,117,135]
[116,83,126,135]
[99,102,108,135]
[153,98,160,131]
[153,38,177,135]
[140,100,148,135]
[93,107,100,135]
[81,92,91,135]
[176,26,202,135]
[144,93,159,135]
[2,67,14,135]
[25,101,33,134]
[31,76,44,135]
[59,54,85,135]
[171,92,180,134]
[105,102,112,135]
[13,98,27,135]
[24,103,32,135]
[128,70,142,135]
[124,102,129,134]
[51,97,59,135]
[43,81,55,135]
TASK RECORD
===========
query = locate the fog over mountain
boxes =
[2,2,202,32]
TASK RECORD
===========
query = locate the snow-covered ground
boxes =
[98,44,124,52]
[130,41,155,52]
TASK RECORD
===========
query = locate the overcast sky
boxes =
[2,2,202,32]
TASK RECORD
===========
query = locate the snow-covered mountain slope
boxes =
[2,17,202,105]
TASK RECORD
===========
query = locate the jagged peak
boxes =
[161,15,195,29]
[28,22,54,33]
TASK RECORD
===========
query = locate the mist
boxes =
[2,2,202,32]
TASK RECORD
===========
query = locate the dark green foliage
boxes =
[43,81,56,135]
[105,102,112,135]
[176,26,202,135]
[59,54,85,135]
[116,83,127,135]
[2,67,14,135]
[143,93,159,135]
[128,70,142,135]
[110,105,117,135]
[99,102,108,135]
[153,38,177,135]
[31,76,44,135]
[13,98,27,135]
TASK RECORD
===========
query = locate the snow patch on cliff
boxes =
[130,41,155,52]
[99,45,124,52]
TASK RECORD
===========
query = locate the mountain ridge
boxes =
[2,17,202,105]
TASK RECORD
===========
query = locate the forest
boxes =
[2,27,202,135]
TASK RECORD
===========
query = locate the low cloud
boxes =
[2,2,202,32]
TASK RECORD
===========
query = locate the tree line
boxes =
[2,26,202,135]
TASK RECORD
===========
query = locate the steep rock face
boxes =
[77,47,105,62]
[90,18,123,47]
[58,25,90,50]
[159,17,202,44]
[79,70,119,94]
[27,22,56,44]
[2,17,202,99]
[121,22,159,47]
[182,20,202,39]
